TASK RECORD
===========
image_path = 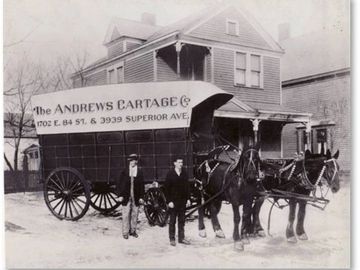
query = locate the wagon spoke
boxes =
[70,200,80,217]
[64,200,68,218]
[49,177,63,192]
[68,201,74,219]
[92,193,101,205]
[74,197,87,205]
[57,198,66,216]
[52,197,64,210]
[49,196,62,203]
[54,173,65,189]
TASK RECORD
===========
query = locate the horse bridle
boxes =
[240,148,260,181]
[301,157,339,191]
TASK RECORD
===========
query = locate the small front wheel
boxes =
[144,187,169,227]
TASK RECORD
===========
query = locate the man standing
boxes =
[164,157,191,246]
[118,154,145,239]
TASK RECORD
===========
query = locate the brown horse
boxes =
[259,149,341,242]
[195,145,261,251]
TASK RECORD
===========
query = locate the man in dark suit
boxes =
[164,156,191,246]
[118,154,145,239]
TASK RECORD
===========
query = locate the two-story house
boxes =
[72,5,311,159]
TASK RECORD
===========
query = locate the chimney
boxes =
[141,12,156,26]
[278,23,290,42]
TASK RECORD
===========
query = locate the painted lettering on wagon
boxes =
[33,95,190,115]
[32,95,191,131]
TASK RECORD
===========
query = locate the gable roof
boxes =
[103,17,162,44]
[281,30,350,81]
[145,5,222,43]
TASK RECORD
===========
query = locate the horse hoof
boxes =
[199,229,207,238]
[287,236,297,243]
[257,230,266,237]
[215,230,225,238]
[297,233,308,240]
[241,238,250,245]
[234,241,244,251]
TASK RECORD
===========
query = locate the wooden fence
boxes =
[4,170,42,194]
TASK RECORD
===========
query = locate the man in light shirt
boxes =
[118,154,145,239]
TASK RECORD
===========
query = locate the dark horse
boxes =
[195,144,261,251]
[258,149,341,242]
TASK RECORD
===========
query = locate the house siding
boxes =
[213,47,280,104]
[108,41,125,58]
[282,73,351,173]
[85,70,107,86]
[124,52,154,83]
[189,8,271,50]
[157,56,178,82]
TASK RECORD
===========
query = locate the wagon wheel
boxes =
[90,182,121,213]
[44,167,90,221]
[144,187,169,227]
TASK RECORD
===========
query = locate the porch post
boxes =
[305,120,312,151]
[250,119,261,144]
[175,42,183,78]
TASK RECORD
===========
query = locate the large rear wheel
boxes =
[44,167,90,221]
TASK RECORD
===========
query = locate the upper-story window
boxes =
[235,52,246,85]
[251,54,261,87]
[234,52,263,88]
[107,62,124,84]
[226,19,239,36]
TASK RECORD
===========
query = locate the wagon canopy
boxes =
[31,81,233,135]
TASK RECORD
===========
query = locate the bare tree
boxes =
[3,56,48,171]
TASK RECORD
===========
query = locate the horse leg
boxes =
[296,201,308,240]
[286,199,297,243]
[211,200,225,238]
[232,204,244,251]
[241,198,252,244]
[252,197,266,237]
[198,205,207,238]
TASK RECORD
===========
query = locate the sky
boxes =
[4,0,350,66]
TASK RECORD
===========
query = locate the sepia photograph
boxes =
[3,0,351,268]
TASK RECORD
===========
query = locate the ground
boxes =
[5,181,350,268]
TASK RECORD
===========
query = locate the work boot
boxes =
[123,234,129,239]
[170,240,176,246]
[178,239,190,245]
[130,232,139,238]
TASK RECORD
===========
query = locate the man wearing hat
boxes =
[118,154,145,239]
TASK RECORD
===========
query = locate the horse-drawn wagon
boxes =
[31,81,233,223]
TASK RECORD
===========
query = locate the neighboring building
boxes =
[72,5,311,159]
[281,30,350,174]
[4,113,39,171]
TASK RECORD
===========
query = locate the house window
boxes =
[235,52,246,85]
[117,66,124,83]
[234,52,263,88]
[251,55,261,87]
[226,20,239,36]
[108,69,116,84]
[107,62,124,84]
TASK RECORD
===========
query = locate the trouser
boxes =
[169,207,186,241]
[122,199,139,236]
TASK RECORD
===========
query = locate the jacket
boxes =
[117,167,145,206]
[164,169,190,209]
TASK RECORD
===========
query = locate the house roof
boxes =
[103,17,162,44]
[145,5,221,43]
[281,30,350,81]
[215,99,311,122]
